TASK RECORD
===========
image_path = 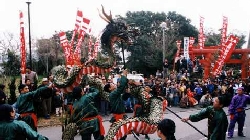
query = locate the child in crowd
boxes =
[54,89,63,117]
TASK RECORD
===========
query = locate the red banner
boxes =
[73,29,85,65]
[19,11,26,74]
[198,16,205,49]
[88,36,93,60]
[189,37,195,59]
[59,32,73,66]
[220,16,228,47]
[70,10,83,48]
[212,35,239,76]
[174,40,182,63]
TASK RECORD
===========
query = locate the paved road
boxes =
[38,106,250,140]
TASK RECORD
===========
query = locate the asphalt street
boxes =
[38,106,250,140]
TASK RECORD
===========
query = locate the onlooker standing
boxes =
[25,66,38,90]
[227,87,250,138]
[100,76,109,116]
[38,78,53,119]
[163,59,169,79]
[54,89,63,117]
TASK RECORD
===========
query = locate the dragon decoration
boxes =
[52,5,167,140]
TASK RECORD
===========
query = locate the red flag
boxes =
[70,10,83,48]
[82,17,91,34]
[212,35,239,76]
[220,16,228,47]
[19,11,26,74]
[59,32,73,66]
[73,29,85,65]
[198,16,205,49]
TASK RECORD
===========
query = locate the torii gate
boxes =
[187,46,250,80]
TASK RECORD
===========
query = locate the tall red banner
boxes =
[20,11,26,74]
[189,37,195,59]
[198,16,205,49]
[59,32,73,66]
[220,16,228,47]
[212,35,239,76]
[73,29,85,65]
[93,39,100,59]
[20,11,26,84]
[70,10,83,48]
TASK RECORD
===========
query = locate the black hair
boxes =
[158,118,176,140]
[104,83,111,93]
[26,66,31,70]
[218,94,231,107]
[18,84,27,92]
[72,87,82,100]
[0,104,14,121]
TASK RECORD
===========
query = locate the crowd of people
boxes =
[1,64,250,139]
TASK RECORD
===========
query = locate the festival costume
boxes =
[189,106,228,140]
[16,86,48,131]
[109,75,128,120]
[109,75,128,140]
[72,88,105,140]
[227,94,250,137]
[0,120,47,140]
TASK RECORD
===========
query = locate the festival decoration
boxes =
[220,16,228,47]
[59,32,74,66]
[198,16,205,49]
[211,35,239,76]
[19,11,26,84]
[174,40,181,63]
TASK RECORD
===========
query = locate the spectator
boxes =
[25,66,38,90]
[38,78,53,119]
[54,89,63,117]
[157,118,176,140]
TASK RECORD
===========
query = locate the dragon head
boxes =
[98,5,138,57]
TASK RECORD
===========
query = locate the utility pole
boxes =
[26,1,32,69]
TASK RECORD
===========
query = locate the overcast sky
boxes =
[0,0,250,48]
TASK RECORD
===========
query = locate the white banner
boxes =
[184,37,189,59]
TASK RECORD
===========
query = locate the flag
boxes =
[59,32,73,66]
[198,16,205,49]
[70,10,83,47]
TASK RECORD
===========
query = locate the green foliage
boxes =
[2,50,20,76]
[8,77,16,104]
[116,11,198,76]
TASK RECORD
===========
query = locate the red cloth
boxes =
[113,113,125,122]
[82,115,105,136]
[20,112,37,128]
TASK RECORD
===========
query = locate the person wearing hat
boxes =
[157,118,176,140]
[38,78,53,119]
[227,87,250,138]
[16,83,53,131]
[0,84,7,104]
[182,95,230,140]
[71,86,105,140]
[0,104,48,140]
